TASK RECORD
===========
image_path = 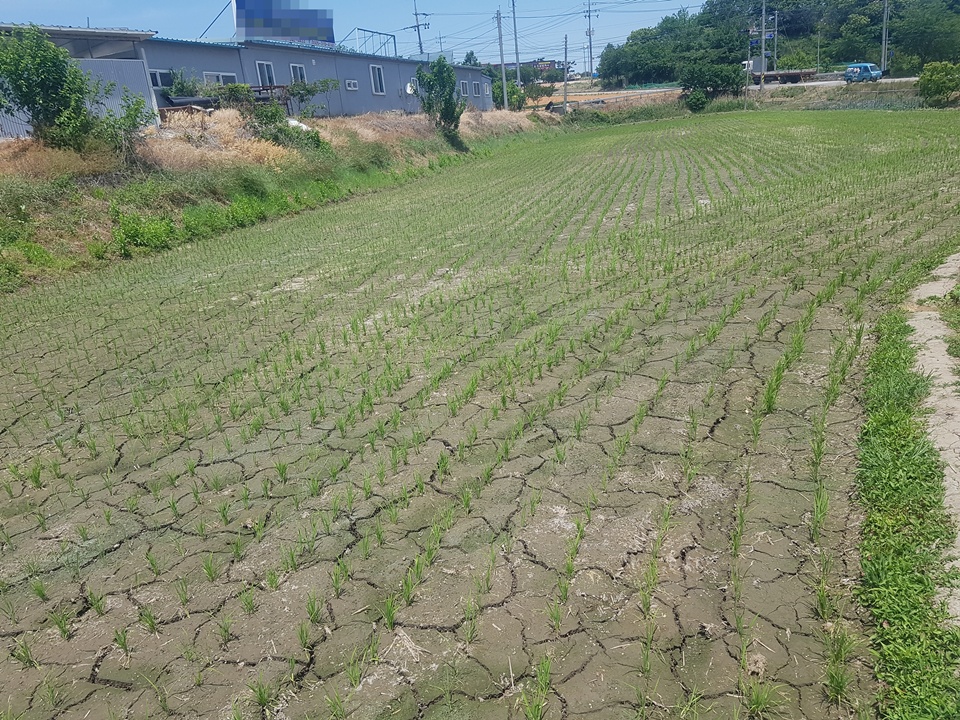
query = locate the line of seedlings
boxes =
[723,242,917,716]
[254,271,672,714]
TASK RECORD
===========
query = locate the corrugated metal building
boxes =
[0,27,160,138]
[0,23,494,138]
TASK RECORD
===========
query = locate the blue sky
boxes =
[0,1,684,68]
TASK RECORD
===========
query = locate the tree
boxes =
[0,25,98,149]
[416,55,467,132]
[894,0,960,64]
[917,60,960,105]
[492,79,526,110]
[523,83,555,105]
[463,51,481,67]
[679,62,744,96]
[0,25,153,155]
[542,68,564,83]
[287,78,340,117]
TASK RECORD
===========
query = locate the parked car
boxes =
[844,63,882,83]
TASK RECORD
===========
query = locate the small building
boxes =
[0,23,494,138]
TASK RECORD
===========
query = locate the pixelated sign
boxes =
[233,0,335,43]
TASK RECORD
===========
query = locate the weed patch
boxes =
[857,311,960,717]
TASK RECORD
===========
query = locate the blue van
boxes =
[844,63,882,83]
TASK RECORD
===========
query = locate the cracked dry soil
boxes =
[3,112,960,719]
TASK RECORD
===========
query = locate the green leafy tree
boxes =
[679,62,744,97]
[493,79,526,110]
[0,25,154,154]
[894,0,960,64]
[415,55,467,132]
[287,78,340,117]
[0,25,98,149]
[463,51,481,67]
[917,60,960,105]
[523,83,555,105]
[542,68,564,83]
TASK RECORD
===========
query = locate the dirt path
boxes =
[907,252,960,620]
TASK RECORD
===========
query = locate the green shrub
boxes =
[345,141,392,173]
[257,123,333,153]
[917,61,960,107]
[110,208,177,255]
[685,89,709,112]
[0,257,24,292]
[182,202,234,240]
[228,196,268,227]
[168,68,203,96]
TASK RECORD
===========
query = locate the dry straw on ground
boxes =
[143,109,296,171]
[0,139,120,178]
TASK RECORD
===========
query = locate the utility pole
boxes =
[563,34,568,114]
[512,0,521,85]
[496,9,509,110]
[411,0,430,56]
[585,0,596,83]
[759,0,766,92]
[773,10,778,71]
[881,0,890,72]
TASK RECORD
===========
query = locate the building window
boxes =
[256,61,275,87]
[473,81,481,96]
[484,83,490,96]
[203,72,238,85]
[291,64,307,83]
[370,65,385,95]
[345,79,359,91]
[460,80,469,96]
[409,77,419,93]
[149,70,173,88]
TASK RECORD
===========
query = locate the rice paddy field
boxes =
[2,110,960,720]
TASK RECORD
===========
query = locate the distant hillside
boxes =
[598,0,960,87]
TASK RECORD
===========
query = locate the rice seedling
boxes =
[11,636,39,668]
[30,578,48,602]
[139,606,159,635]
[216,614,233,647]
[240,588,256,614]
[174,577,189,607]
[545,598,563,634]
[380,593,400,631]
[325,689,346,720]
[741,680,783,719]
[306,591,323,624]
[519,656,552,720]
[113,627,130,656]
[202,553,221,582]
[247,674,277,713]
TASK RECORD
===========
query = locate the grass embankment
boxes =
[857,310,960,718]
[0,109,540,292]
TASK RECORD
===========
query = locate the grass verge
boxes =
[857,310,960,718]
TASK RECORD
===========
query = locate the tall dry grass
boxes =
[0,140,120,179]
[143,109,296,171]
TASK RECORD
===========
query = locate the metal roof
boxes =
[0,23,156,42]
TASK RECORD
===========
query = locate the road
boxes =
[748,76,917,90]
